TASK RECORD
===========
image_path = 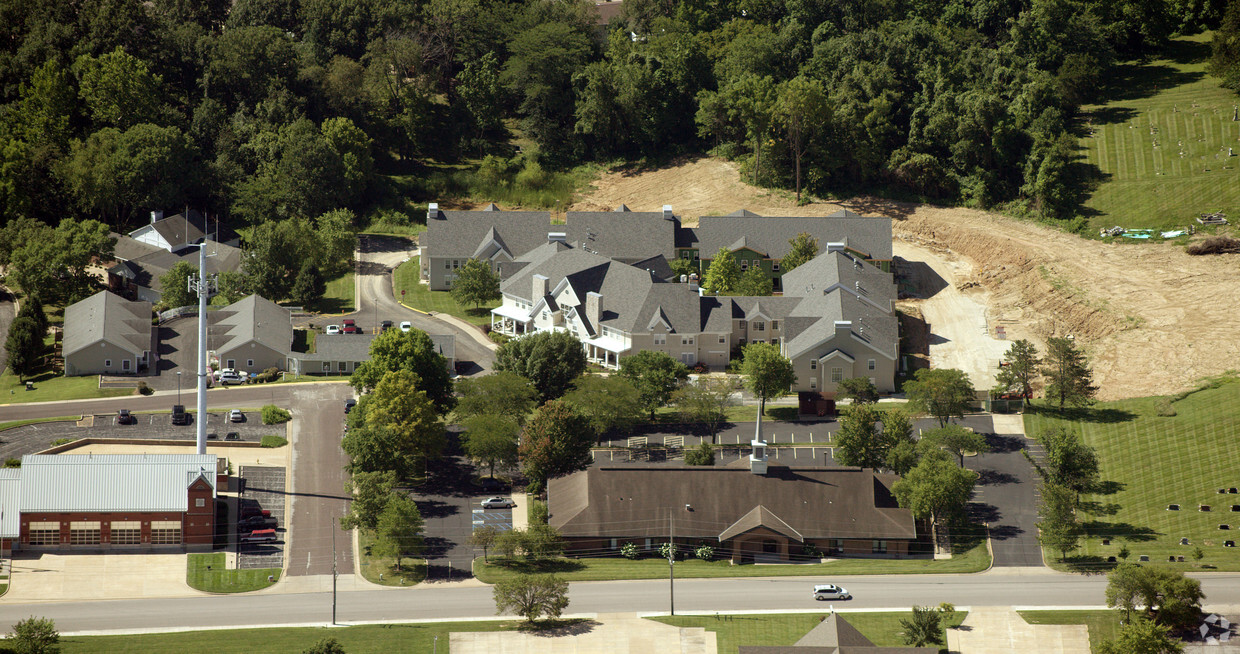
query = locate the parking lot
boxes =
[0,410,282,461]
[237,466,287,570]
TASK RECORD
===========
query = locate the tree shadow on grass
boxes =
[1082,520,1159,542]
[1028,405,1137,424]
[1092,480,1127,496]
[1094,63,1204,103]
[488,557,586,575]
[1058,554,1117,575]
[1078,501,1123,516]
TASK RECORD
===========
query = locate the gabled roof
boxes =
[796,613,876,648]
[549,466,916,542]
[106,241,242,293]
[18,454,217,513]
[63,291,152,357]
[211,295,293,357]
[425,209,552,260]
[781,250,896,312]
[782,290,899,361]
[718,505,805,542]
[687,210,892,262]
[472,226,513,260]
[110,233,162,262]
[564,210,677,263]
[144,213,205,249]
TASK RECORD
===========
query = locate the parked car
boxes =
[342,324,360,334]
[480,478,507,492]
[326,325,341,335]
[344,398,357,413]
[207,432,218,440]
[399,321,412,332]
[239,515,278,530]
[171,405,190,425]
[812,584,851,600]
[228,409,244,423]
[224,432,241,441]
[117,409,136,425]
[481,497,516,509]
[239,529,278,543]
[239,501,270,519]
[380,320,393,332]
[219,372,243,385]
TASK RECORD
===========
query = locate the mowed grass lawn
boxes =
[306,270,355,314]
[1078,33,1240,232]
[1019,610,1124,653]
[0,370,132,405]
[651,611,967,654]
[57,621,517,653]
[393,256,498,325]
[1024,377,1240,571]
[186,553,280,593]
[358,530,428,586]
[473,532,989,583]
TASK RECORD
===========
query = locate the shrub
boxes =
[8,616,59,654]
[50,438,75,446]
[620,542,640,559]
[802,543,823,559]
[260,435,288,448]
[261,405,291,424]
[1155,398,1176,417]
[254,367,280,384]
[488,331,511,345]
[1186,236,1240,255]
[530,500,549,525]
[4,458,21,468]
[137,382,153,395]
[658,541,678,560]
[684,442,715,466]
[695,544,714,561]
[514,160,551,190]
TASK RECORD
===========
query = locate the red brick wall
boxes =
[20,482,215,549]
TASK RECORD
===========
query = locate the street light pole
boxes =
[176,371,182,405]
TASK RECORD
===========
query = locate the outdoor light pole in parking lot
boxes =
[176,371,181,405]
[188,216,218,456]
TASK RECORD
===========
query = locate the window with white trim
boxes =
[810,378,816,389]
[195,498,206,508]
[719,335,726,344]
[122,359,131,371]
[338,361,347,372]
[810,359,816,370]
[772,261,780,271]
[653,334,666,345]
[771,320,779,330]
[247,359,255,367]
[868,359,876,371]
[830,367,843,383]
[740,260,749,270]
[754,321,765,332]
[444,260,451,269]
[104,359,112,368]
[681,336,694,346]
[226,359,235,369]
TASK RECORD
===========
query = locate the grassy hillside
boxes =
[1078,33,1240,233]
[1024,375,1240,571]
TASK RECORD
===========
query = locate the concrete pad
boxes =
[450,613,716,654]
[990,414,1027,436]
[511,493,529,531]
[66,442,291,470]
[948,607,1089,654]
[6,552,195,601]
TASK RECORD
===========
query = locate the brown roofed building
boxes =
[548,457,923,562]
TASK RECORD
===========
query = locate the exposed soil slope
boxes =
[570,158,1240,399]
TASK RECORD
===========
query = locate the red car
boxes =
[342,318,359,334]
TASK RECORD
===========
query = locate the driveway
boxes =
[965,415,1044,567]
[284,383,355,577]
[417,429,494,581]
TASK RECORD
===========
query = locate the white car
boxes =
[326,325,341,335]
[812,584,851,600]
[481,497,516,509]
[219,372,244,385]
[399,321,412,333]
[228,409,244,423]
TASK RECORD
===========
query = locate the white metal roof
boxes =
[18,455,217,513]
[0,469,21,538]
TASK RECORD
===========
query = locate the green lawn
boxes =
[57,621,517,653]
[0,370,132,405]
[0,415,81,431]
[307,271,355,314]
[393,256,498,325]
[1077,33,1240,233]
[1019,610,1125,653]
[357,530,428,586]
[186,553,281,593]
[1024,375,1240,572]
[473,531,989,583]
[650,611,966,654]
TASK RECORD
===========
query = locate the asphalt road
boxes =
[13,572,1240,634]
[285,382,355,577]
[1,384,305,422]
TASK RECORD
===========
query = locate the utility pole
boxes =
[332,520,338,625]
[668,512,675,616]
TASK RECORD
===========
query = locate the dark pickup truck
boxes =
[171,405,190,425]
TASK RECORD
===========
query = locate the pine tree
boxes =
[1041,337,1097,409]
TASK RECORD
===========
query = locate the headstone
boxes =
[1107,556,1117,563]
[1226,541,1236,547]
[1181,537,1190,545]
[1221,525,1231,530]
[1168,504,1180,511]
[1201,505,1212,512]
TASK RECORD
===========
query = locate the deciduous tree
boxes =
[775,76,828,202]
[563,374,644,440]
[837,376,879,404]
[904,368,975,427]
[449,258,501,309]
[340,470,397,532]
[157,261,197,310]
[7,616,59,654]
[685,442,715,466]
[1037,482,1082,561]
[619,350,689,420]
[342,371,445,479]
[1097,618,1184,654]
[4,316,44,382]
[893,450,978,528]
[493,573,569,623]
[1105,564,1204,629]
[1037,427,1100,502]
[780,232,820,273]
[519,400,593,492]
[1042,337,1098,409]
[672,376,739,443]
[703,248,741,295]
[470,525,499,562]
[834,403,885,469]
[461,414,520,478]
[350,328,453,413]
[918,424,989,468]
[735,265,772,296]
[454,372,537,425]
[740,342,796,416]
[371,493,424,571]
[494,330,587,402]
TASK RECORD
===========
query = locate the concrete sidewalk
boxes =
[451,612,716,654]
[947,606,1089,654]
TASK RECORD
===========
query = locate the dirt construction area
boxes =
[571,158,1240,400]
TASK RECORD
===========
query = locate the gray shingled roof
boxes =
[106,241,242,293]
[148,214,205,249]
[305,333,378,361]
[782,250,897,311]
[18,454,217,513]
[110,233,162,262]
[564,211,677,263]
[782,289,899,361]
[63,291,153,357]
[548,466,916,542]
[424,209,552,260]
[687,210,892,262]
[212,295,293,356]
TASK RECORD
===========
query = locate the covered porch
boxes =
[584,335,628,370]
[490,304,532,336]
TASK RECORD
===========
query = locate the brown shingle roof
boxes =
[548,466,916,542]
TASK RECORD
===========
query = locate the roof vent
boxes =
[548,232,567,244]
[427,202,441,220]
[663,205,674,220]
[827,242,846,253]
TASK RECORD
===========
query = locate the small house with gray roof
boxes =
[63,291,155,376]
[209,294,293,373]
